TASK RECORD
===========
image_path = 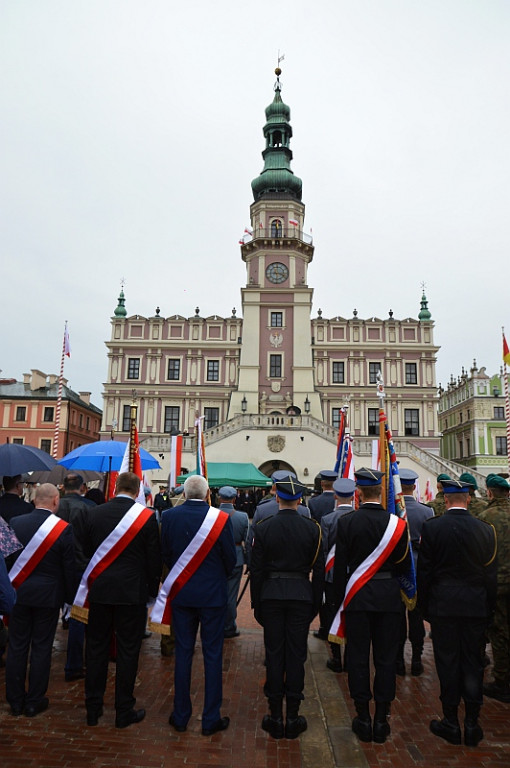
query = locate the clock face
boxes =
[266,262,289,284]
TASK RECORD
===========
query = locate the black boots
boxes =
[430,706,461,745]
[464,703,483,747]
[373,702,391,744]
[285,699,307,739]
[352,701,372,742]
[261,698,284,739]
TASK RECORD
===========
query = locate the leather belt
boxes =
[267,571,308,580]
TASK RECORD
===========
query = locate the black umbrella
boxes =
[26,466,103,485]
[0,443,57,477]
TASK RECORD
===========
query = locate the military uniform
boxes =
[397,470,435,676]
[250,476,324,739]
[427,491,446,517]
[468,496,488,518]
[218,486,249,638]
[479,480,510,702]
[417,479,497,746]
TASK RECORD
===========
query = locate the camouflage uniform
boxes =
[427,492,446,517]
[479,496,510,695]
[468,496,488,518]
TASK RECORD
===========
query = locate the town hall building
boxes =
[100,69,441,488]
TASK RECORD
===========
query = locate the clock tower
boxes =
[228,68,321,419]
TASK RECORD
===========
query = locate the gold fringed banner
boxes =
[147,619,172,636]
[327,634,346,646]
[70,604,89,625]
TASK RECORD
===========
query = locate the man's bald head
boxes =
[35,483,60,512]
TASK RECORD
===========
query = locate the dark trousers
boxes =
[430,616,486,713]
[261,599,311,705]
[324,582,344,663]
[66,617,85,674]
[5,604,59,709]
[224,565,243,633]
[85,602,146,717]
[399,605,426,658]
[344,610,401,703]
[171,604,226,730]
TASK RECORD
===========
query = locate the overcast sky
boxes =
[2,0,509,408]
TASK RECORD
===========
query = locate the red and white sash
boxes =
[325,544,335,574]
[8,515,69,590]
[328,514,406,643]
[149,506,229,635]
[71,501,153,624]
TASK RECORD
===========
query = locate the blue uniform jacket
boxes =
[161,500,236,607]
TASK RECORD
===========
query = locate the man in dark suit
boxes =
[320,477,355,673]
[161,475,236,736]
[396,468,434,676]
[251,475,324,740]
[6,483,76,717]
[418,478,497,748]
[308,470,338,524]
[0,475,33,524]
[80,471,161,728]
[56,472,94,681]
[332,468,411,744]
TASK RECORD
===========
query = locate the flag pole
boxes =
[129,392,138,473]
[52,321,69,458]
[376,371,387,508]
[502,327,510,470]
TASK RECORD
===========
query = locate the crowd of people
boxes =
[0,464,508,748]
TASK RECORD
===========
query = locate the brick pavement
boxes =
[0,576,508,768]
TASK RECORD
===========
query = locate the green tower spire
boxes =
[251,67,302,202]
[418,287,432,321]
[114,288,127,317]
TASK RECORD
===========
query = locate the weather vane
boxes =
[120,277,126,290]
[421,280,426,292]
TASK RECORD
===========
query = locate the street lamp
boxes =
[304,395,310,414]
[241,395,248,413]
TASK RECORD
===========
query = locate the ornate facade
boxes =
[438,362,509,475]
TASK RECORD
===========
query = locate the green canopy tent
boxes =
[177,462,272,489]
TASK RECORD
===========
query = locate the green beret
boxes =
[459,472,477,490]
[486,474,510,491]
[437,473,451,483]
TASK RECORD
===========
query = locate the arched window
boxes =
[271,219,282,238]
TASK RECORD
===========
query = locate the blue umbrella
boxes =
[58,440,161,472]
[0,443,58,476]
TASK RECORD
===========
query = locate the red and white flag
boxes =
[289,219,299,226]
[244,227,253,235]
[120,426,144,505]
[424,479,433,503]
[64,322,71,357]
[169,434,183,489]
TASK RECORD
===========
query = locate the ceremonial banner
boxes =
[195,414,207,479]
[149,507,229,635]
[169,434,183,489]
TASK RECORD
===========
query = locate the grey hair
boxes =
[183,475,209,500]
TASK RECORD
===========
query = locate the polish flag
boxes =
[289,219,299,226]
[169,434,183,489]
[244,227,253,235]
[64,323,71,357]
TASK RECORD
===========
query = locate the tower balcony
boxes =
[240,227,313,247]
